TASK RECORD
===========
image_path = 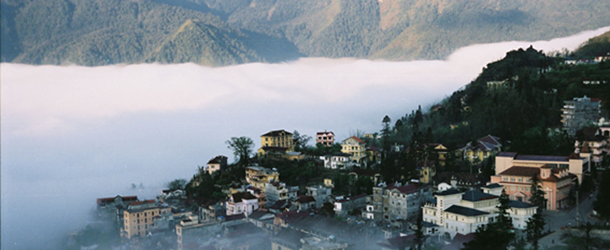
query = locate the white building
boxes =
[320,152,352,169]
[422,188,536,239]
[226,192,258,216]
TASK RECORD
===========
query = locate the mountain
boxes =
[2,0,610,66]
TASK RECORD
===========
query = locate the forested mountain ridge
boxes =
[2,0,610,66]
[389,36,610,157]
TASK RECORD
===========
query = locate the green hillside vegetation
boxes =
[574,31,610,58]
[2,0,610,66]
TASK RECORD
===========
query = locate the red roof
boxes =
[388,184,420,195]
[348,136,365,144]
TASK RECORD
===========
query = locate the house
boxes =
[247,186,267,209]
[460,135,502,163]
[248,210,276,232]
[199,201,225,222]
[265,181,298,206]
[341,136,367,164]
[320,152,352,169]
[121,200,171,239]
[418,158,436,184]
[421,188,536,239]
[562,96,601,136]
[348,168,382,185]
[258,129,294,157]
[226,192,259,216]
[490,164,573,210]
[366,183,432,222]
[316,131,335,146]
[334,193,368,216]
[245,165,280,190]
[508,200,537,229]
[96,195,138,226]
[306,185,332,209]
[495,152,587,184]
[574,127,609,169]
[293,195,316,211]
[206,155,228,174]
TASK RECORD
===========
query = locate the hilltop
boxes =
[2,0,610,66]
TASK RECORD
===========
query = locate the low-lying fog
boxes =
[2,26,608,249]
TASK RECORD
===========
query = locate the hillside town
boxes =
[73,49,610,250]
[82,93,610,250]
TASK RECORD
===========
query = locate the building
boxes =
[245,165,280,190]
[562,96,601,136]
[266,181,298,206]
[206,155,228,174]
[293,195,317,211]
[365,183,432,222]
[421,188,536,239]
[226,192,259,216]
[96,195,138,226]
[121,200,171,239]
[247,186,267,209]
[306,185,332,209]
[341,136,367,164]
[574,127,610,169]
[334,194,368,216]
[495,152,587,184]
[320,152,352,169]
[316,131,335,147]
[259,129,294,157]
[490,165,573,210]
[460,135,502,163]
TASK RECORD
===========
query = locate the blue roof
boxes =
[508,200,536,209]
[462,190,498,202]
[436,189,463,196]
[445,205,489,217]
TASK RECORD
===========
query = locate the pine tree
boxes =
[526,174,546,250]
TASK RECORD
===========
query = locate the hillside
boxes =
[390,41,610,156]
[2,0,610,66]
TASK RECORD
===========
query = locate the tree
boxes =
[226,136,254,166]
[594,168,610,218]
[414,214,426,250]
[293,130,312,152]
[167,178,188,191]
[381,115,392,152]
[526,174,547,250]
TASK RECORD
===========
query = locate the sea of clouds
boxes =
[2,26,609,249]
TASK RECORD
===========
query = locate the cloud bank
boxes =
[1,26,608,249]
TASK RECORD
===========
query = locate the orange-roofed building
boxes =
[490,165,574,210]
[341,136,366,164]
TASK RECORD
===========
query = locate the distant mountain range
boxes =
[2,0,609,66]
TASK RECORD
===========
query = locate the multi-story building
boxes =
[460,135,502,163]
[341,136,367,164]
[320,152,352,169]
[245,165,280,190]
[574,127,610,169]
[495,152,588,184]
[122,200,171,239]
[258,129,294,157]
[315,131,335,146]
[306,185,332,209]
[422,188,537,239]
[562,96,601,136]
[206,155,228,175]
[226,192,259,216]
[334,194,368,216]
[364,183,432,222]
[266,181,298,206]
[247,186,267,209]
[491,164,573,210]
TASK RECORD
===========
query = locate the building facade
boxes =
[266,181,298,206]
[122,200,171,239]
[260,129,294,150]
[320,152,352,169]
[341,136,367,164]
[316,131,335,146]
[562,96,601,136]
[226,192,259,216]
[495,152,587,184]
[490,165,573,210]
[206,155,228,174]
[245,165,280,190]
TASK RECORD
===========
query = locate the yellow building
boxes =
[260,129,294,151]
[122,200,171,239]
[341,136,366,163]
[246,166,280,190]
[461,135,502,163]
